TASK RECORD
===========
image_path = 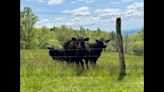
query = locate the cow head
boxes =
[65,37,77,49]
[63,37,89,50]
[96,38,110,48]
[76,37,89,49]
[47,46,54,50]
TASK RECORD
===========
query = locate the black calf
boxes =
[84,39,110,67]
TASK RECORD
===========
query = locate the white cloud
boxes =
[38,18,49,23]
[58,22,75,26]
[77,0,84,2]
[85,0,95,3]
[36,0,44,2]
[124,2,144,19]
[95,8,121,19]
[70,0,95,4]
[110,0,135,4]
[54,17,63,21]
[62,7,90,16]
[88,16,99,21]
[35,17,78,28]
[73,17,81,22]
[34,1,143,29]
[70,1,77,4]
[125,11,143,17]
[127,2,143,10]
[48,0,64,5]
[122,8,143,21]
[62,10,69,13]
[122,0,134,2]
[27,0,45,3]
[125,9,137,14]
[62,8,122,26]
[108,17,116,22]
[57,20,76,26]
[95,8,120,14]
[27,0,64,5]
[35,18,54,28]
[65,16,98,26]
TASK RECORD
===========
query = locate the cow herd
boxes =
[47,37,110,69]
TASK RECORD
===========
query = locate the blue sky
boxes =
[21,0,144,32]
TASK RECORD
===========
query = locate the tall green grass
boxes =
[21,49,143,92]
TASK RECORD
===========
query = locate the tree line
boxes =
[20,6,144,55]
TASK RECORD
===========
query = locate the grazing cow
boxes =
[63,37,89,69]
[47,47,66,61]
[84,38,110,68]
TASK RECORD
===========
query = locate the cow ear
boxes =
[72,37,76,41]
[106,40,110,42]
[96,40,99,43]
[84,37,89,41]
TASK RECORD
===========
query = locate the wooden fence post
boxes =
[116,18,126,80]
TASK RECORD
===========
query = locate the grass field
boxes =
[21,49,144,92]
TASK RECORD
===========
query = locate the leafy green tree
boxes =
[132,41,144,55]
[20,6,38,49]
[79,26,86,37]
[96,27,101,32]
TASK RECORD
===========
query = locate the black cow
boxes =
[63,37,89,69]
[63,37,77,63]
[84,38,110,68]
[47,47,66,61]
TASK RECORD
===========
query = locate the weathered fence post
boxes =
[116,18,126,80]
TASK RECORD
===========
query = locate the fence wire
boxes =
[48,48,108,58]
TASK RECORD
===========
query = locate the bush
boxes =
[107,40,117,52]
[133,46,144,55]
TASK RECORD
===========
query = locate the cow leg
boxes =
[84,58,89,69]
[90,59,94,66]
[75,61,80,68]
[94,58,98,66]
[93,61,96,67]
[92,58,97,67]
[90,59,96,68]
[80,60,84,70]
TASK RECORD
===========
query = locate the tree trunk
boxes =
[116,18,126,80]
